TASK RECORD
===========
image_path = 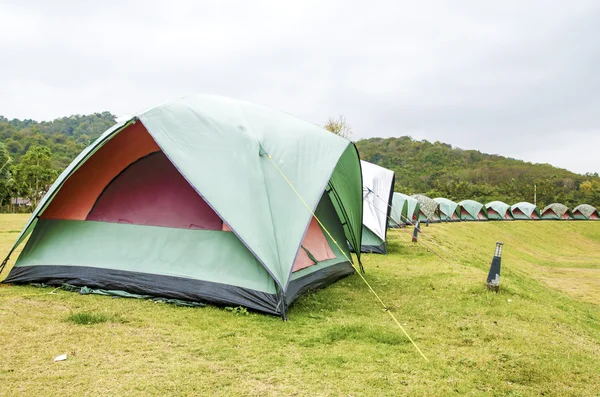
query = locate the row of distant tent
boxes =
[388,195,600,225]
[359,161,599,256]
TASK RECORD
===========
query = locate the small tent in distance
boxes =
[389,193,417,227]
[572,204,600,220]
[541,203,573,220]
[458,200,488,221]
[510,202,540,220]
[486,201,513,220]
[412,194,441,223]
[0,95,364,318]
[359,160,395,254]
[433,197,460,222]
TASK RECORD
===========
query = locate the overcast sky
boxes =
[1,1,599,174]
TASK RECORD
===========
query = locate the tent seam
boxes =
[236,104,284,284]
[137,115,284,295]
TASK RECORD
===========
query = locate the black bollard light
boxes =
[412,221,420,243]
[426,218,430,227]
[486,242,503,292]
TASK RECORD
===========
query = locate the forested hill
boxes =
[0,113,599,210]
[0,112,116,210]
[356,137,600,208]
[0,112,116,170]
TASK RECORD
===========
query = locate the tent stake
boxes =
[412,221,420,243]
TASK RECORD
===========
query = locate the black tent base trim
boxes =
[28,282,208,307]
[286,261,354,306]
[358,244,387,254]
[4,265,281,315]
[4,261,356,317]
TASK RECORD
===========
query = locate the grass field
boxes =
[0,214,599,396]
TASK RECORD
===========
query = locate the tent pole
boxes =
[0,257,7,275]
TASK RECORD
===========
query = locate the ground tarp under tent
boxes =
[0,95,364,317]
[458,200,488,221]
[389,193,417,227]
[510,202,541,220]
[572,204,600,220]
[412,194,441,223]
[433,198,460,222]
[541,203,573,220]
[485,201,513,220]
[359,160,395,254]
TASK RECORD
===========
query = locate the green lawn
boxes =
[1,215,599,396]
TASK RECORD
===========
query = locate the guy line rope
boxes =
[266,154,428,362]
[365,188,461,267]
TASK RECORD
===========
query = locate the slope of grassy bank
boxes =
[0,215,598,396]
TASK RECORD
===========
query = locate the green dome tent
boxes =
[458,200,488,221]
[433,198,460,222]
[359,160,395,254]
[572,204,600,220]
[412,194,441,223]
[0,95,364,317]
[541,203,573,220]
[510,202,540,220]
[485,201,513,220]
[389,193,419,226]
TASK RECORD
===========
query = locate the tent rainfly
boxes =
[411,194,441,223]
[485,201,513,220]
[433,198,460,222]
[541,203,573,220]
[458,200,488,221]
[0,95,364,318]
[359,160,395,254]
[572,204,600,220]
[510,202,541,220]
[389,193,417,227]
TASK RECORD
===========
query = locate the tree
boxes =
[0,143,14,206]
[14,146,57,208]
[324,115,352,139]
[579,180,600,205]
